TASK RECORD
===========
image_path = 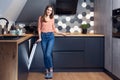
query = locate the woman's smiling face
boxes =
[46,7,53,16]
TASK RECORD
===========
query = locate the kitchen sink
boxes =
[0,36,25,40]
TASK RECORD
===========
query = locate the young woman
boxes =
[37,5,65,79]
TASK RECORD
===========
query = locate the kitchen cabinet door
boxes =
[18,40,29,80]
[112,38,120,79]
[54,37,85,51]
[85,37,104,68]
[53,52,85,68]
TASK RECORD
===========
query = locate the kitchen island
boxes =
[0,33,104,80]
[0,34,33,80]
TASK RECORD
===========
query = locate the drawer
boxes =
[54,37,85,51]
[53,52,85,68]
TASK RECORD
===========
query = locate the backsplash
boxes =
[54,0,94,33]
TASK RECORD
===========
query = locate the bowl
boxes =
[10,30,16,35]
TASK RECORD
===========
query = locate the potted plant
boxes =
[80,23,90,34]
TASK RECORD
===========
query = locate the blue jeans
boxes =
[41,32,54,69]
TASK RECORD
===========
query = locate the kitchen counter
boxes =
[54,33,104,37]
[0,33,104,44]
[0,34,33,44]
[0,34,33,80]
[30,33,104,72]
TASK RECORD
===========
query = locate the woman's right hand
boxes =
[36,38,42,43]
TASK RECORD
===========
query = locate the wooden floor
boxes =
[28,72,113,80]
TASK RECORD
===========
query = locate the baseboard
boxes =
[104,69,120,80]
[29,67,104,72]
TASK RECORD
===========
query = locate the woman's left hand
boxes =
[61,33,66,36]
[55,30,67,36]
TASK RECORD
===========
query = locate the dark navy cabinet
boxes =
[53,37,104,70]
[85,37,104,68]
[53,52,85,68]
[53,37,85,51]
[30,36,104,71]
[18,40,29,80]
[53,37,85,69]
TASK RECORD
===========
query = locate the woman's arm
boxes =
[54,29,66,36]
[52,19,66,36]
[37,16,42,42]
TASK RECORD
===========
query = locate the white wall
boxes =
[0,0,11,15]
[112,0,120,9]
[112,0,120,79]
[0,0,27,30]
[0,0,27,21]
[94,0,113,72]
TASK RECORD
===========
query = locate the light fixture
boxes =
[81,0,87,8]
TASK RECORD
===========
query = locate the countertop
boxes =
[0,33,104,44]
[54,33,104,37]
[0,34,33,44]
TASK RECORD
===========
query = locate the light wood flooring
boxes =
[28,72,113,80]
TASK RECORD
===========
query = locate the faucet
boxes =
[0,17,9,34]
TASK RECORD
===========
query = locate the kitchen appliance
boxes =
[0,17,9,34]
[55,0,78,15]
[112,8,120,38]
[28,43,37,70]
[0,25,2,34]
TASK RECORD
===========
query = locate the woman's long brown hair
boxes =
[41,5,54,22]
